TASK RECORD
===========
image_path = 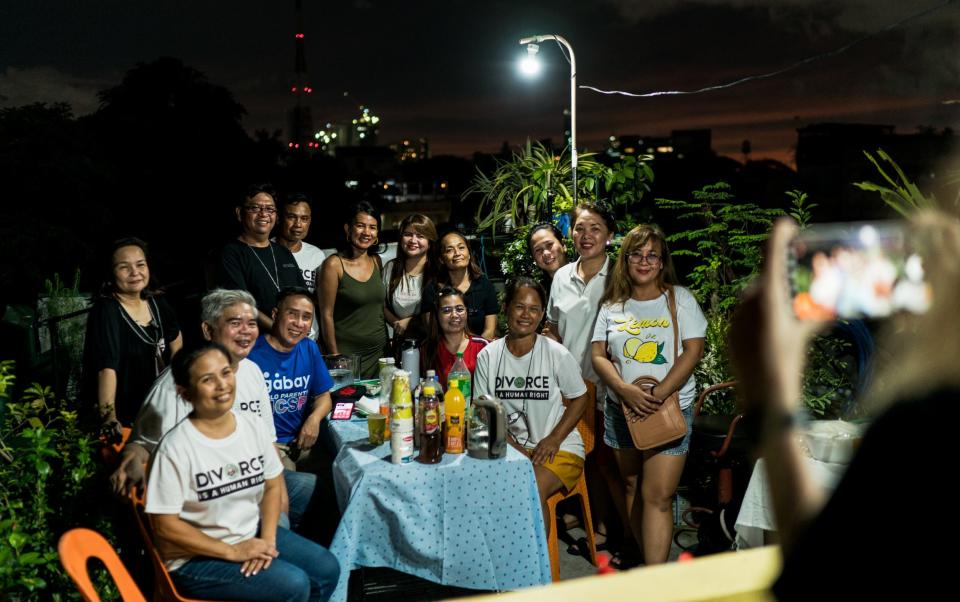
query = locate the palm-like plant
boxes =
[853,149,937,216]
[465,141,606,234]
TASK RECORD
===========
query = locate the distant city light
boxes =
[657,146,674,153]
[288,142,294,148]
[295,33,305,39]
[291,86,297,92]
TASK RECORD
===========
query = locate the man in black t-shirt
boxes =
[215,184,305,331]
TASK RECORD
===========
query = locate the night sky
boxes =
[2,0,958,165]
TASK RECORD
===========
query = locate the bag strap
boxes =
[666,286,679,363]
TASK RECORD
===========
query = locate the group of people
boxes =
[79,181,716,600]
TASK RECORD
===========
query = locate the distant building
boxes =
[604,129,712,160]
[313,122,348,156]
[796,123,955,219]
[349,106,380,146]
[391,138,429,162]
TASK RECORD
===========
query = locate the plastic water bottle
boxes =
[401,340,420,392]
[378,357,396,438]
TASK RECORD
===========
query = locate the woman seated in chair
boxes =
[474,277,589,532]
[591,225,706,566]
[421,286,488,387]
[145,342,339,601]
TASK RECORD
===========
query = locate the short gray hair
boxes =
[201,289,258,326]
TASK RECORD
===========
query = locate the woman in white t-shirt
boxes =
[383,213,438,344]
[474,277,589,533]
[591,225,706,566]
[145,343,339,601]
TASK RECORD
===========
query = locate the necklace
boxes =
[496,336,538,447]
[117,297,166,376]
[247,243,280,291]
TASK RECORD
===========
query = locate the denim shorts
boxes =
[604,398,694,456]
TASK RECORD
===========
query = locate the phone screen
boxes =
[788,221,930,320]
[331,402,355,420]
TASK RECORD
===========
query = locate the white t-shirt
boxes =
[546,257,610,406]
[474,335,587,458]
[382,259,424,319]
[145,411,284,571]
[129,359,277,454]
[591,287,707,410]
[290,241,325,340]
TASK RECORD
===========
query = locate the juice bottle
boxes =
[416,384,443,464]
[390,370,414,464]
[444,380,466,454]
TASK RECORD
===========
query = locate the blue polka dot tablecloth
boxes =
[327,419,551,602]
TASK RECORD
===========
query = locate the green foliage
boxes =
[0,362,117,599]
[658,184,851,416]
[786,190,816,230]
[657,182,783,316]
[464,141,609,234]
[853,149,936,216]
[601,154,655,232]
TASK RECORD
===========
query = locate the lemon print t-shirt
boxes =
[591,287,707,410]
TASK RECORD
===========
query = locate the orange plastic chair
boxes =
[545,380,599,581]
[58,527,147,602]
[100,426,132,465]
[129,490,215,602]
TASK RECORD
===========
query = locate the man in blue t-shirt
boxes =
[248,287,334,469]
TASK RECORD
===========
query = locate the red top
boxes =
[424,337,488,388]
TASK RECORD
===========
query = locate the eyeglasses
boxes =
[627,251,661,265]
[439,305,467,315]
[243,204,277,215]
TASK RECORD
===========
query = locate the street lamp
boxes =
[518,34,578,204]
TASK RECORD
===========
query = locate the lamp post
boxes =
[518,34,578,205]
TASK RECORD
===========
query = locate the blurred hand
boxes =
[729,219,826,417]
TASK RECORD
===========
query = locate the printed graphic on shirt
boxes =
[623,339,666,364]
[301,268,316,291]
[494,375,550,400]
[263,371,310,415]
[234,398,265,415]
[615,314,671,365]
[195,454,266,501]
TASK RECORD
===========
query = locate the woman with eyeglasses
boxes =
[319,201,388,379]
[421,287,488,388]
[421,230,498,340]
[146,342,339,601]
[474,277,589,533]
[591,224,706,566]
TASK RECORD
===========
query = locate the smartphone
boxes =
[788,221,930,320]
[331,401,355,420]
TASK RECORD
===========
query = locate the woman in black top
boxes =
[421,231,498,339]
[82,238,182,433]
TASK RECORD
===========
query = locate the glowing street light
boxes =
[518,34,578,203]
[518,44,541,77]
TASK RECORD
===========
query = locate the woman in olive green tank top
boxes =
[319,202,388,379]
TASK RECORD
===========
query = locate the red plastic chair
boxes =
[58,527,147,602]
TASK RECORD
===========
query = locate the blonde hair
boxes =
[601,224,679,305]
[865,211,960,412]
